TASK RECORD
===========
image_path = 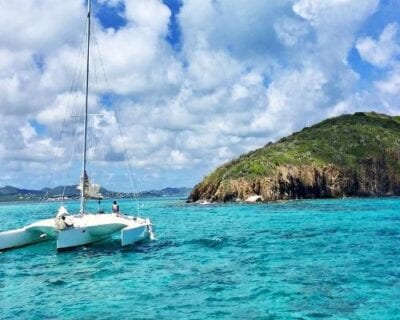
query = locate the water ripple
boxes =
[0,197,399,319]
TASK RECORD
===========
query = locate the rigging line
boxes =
[92,30,142,215]
[59,33,89,201]
[88,116,95,178]
[91,26,100,98]
[89,25,101,183]
[61,92,85,202]
[92,30,111,93]
[59,28,89,203]
[115,112,142,216]
[34,21,88,210]
[45,48,86,202]
[92,23,104,89]
[63,57,90,194]
[40,57,86,204]
[62,70,84,202]
[90,117,103,185]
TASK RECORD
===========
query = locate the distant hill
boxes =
[0,185,192,201]
[0,185,43,196]
[41,185,80,197]
[188,112,400,202]
[139,187,192,198]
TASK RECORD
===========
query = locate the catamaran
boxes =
[0,0,154,251]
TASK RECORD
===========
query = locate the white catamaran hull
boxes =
[0,228,48,250]
[56,213,152,250]
[0,214,153,251]
[121,224,148,246]
[0,219,57,251]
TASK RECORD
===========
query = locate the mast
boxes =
[80,0,92,214]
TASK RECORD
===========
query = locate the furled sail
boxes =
[77,172,103,199]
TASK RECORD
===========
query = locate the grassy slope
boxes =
[201,112,400,185]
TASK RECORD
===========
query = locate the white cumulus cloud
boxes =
[0,0,398,190]
[356,22,400,68]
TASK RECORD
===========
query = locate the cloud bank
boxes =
[0,0,399,190]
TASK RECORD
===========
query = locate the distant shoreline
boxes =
[0,185,192,203]
[0,194,191,203]
[189,194,400,205]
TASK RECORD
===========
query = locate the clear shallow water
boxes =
[0,197,399,320]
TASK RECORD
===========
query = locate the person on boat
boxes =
[55,207,73,230]
[60,215,73,229]
[112,201,120,214]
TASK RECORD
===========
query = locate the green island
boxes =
[188,112,400,202]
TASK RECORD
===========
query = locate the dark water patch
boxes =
[375,228,399,237]
[130,240,178,254]
[307,312,332,318]
[280,229,348,240]
[386,215,400,221]
[152,239,178,249]
[74,247,121,257]
[236,255,261,266]
[207,310,231,318]
[131,243,157,253]
[185,236,226,249]
[247,287,273,300]
[45,279,67,286]
[72,269,96,277]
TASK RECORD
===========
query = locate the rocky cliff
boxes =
[188,112,400,202]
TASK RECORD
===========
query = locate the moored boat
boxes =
[0,0,154,252]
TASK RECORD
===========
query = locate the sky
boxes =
[0,0,399,191]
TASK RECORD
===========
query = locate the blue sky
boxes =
[0,0,399,191]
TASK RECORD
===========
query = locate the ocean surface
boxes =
[0,197,399,320]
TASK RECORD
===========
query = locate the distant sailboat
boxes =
[0,0,154,251]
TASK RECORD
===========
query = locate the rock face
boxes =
[188,112,400,202]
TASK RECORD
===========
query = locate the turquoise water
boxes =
[0,197,399,319]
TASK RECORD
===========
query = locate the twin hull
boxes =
[0,218,57,250]
[57,222,149,250]
[0,227,54,250]
[0,214,151,251]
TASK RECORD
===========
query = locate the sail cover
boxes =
[77,173,103,199]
